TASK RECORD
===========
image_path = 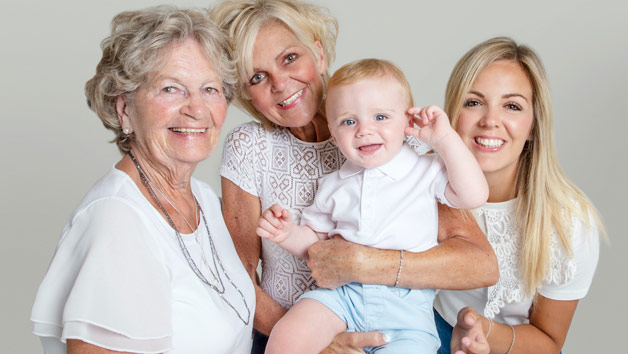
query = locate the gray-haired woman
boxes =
[30,6,255,354]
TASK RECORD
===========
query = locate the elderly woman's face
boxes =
[246,22,326,128]
[119,38,227,168]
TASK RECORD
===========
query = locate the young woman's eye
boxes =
[464,99,480,107]
[375,114,387,121]
[250,73,266,85]
[284,53,297,64]
[342,119,356,126]
[506,103,522,111]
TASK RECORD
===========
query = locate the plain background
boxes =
[1,0,625,352]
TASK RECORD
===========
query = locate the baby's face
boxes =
[326,78,410,169]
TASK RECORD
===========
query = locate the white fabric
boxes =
[220,121,431,308]
[434,199,600,326]
[31,167,255,354]
[301,144,451,253]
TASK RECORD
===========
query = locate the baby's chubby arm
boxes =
[256,204,326,258]
[405,105,488,209]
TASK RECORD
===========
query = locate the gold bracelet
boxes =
[505,323,515,354]
[394,250,404,287]
[485,317,494,339]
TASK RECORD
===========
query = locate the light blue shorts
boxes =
[300,282,440,354]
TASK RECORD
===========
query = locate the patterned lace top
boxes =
[434,199,599,326]
[220,121,431,308]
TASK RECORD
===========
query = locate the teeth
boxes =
[278,89,304,107]
[170,127,206,134]
[475,137,504,148]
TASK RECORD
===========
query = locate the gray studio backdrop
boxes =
[1,0,625,352]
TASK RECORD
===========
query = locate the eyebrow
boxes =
[469,90,529,102]
[251,46,294,72]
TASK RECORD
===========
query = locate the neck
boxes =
[289,114,330,142]
[485,168,518,203]
[117,150,198,233]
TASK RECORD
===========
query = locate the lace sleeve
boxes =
[220,123,260,197]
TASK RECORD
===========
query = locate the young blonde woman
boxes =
[430,37,604,354]
[211,1,498,353]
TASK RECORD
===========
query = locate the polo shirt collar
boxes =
[338,144,415,181]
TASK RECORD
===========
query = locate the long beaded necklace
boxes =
[128,152,251,325]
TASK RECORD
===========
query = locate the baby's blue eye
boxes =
[342,119,356,126]
[375,114,386,121]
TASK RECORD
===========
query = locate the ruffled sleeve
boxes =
[31,198,173,353]
[220,123,260,197]
[538,215,600,300]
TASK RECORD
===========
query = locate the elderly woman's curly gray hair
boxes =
[85,5,236,154]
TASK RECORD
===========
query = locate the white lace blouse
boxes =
[434,199,600,326]
[220,121,430,309]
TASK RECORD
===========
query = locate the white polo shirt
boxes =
[301,144,451,253]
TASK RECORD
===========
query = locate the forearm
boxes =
[439,133,488,209]
[253,284,287,335]
[277,226,323,258]
[351,237,497,289]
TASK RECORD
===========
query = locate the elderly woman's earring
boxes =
[123,127,132,135]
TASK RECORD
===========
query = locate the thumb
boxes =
[351,331,389,348]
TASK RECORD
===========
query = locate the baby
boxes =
[257,59,488,353]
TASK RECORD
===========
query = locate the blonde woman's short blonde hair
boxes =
[326,58,414,110]
[211,0,338,128]
[445,37,604,296]
[85,5,236,154]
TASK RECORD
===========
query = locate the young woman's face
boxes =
[456,60,535,190]
[245,22,326,128]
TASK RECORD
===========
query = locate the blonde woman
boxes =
[211,1,497,353]
[430,37,604,354]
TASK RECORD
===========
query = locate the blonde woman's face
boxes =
[246,22,326,128]
[456,60,534,191]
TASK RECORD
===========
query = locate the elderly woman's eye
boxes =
[162,86,177,94]
[250,73,265,85]
[205,87,219,95]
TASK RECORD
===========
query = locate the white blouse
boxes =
[434,199,600,326]
[31,167,255,354]
[220,121,430,309]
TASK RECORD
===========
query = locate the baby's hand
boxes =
[256,204,294,244]
[405,105,454,149]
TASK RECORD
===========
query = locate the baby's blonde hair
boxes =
[326,58,414,111]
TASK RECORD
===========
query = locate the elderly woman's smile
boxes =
[119,37,228,167]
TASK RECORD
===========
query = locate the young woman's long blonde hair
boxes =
[445,37,604,296]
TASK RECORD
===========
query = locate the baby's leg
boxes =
[265,298,347,354]
[372,329,440,354]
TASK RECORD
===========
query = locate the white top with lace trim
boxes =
[434,198,600,326]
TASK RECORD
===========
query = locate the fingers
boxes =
[257,204,291,239]
[345,331,388,348]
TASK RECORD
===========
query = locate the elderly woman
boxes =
[30,6,254,354]
[432,37,603,354]
[211,1,497,352]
